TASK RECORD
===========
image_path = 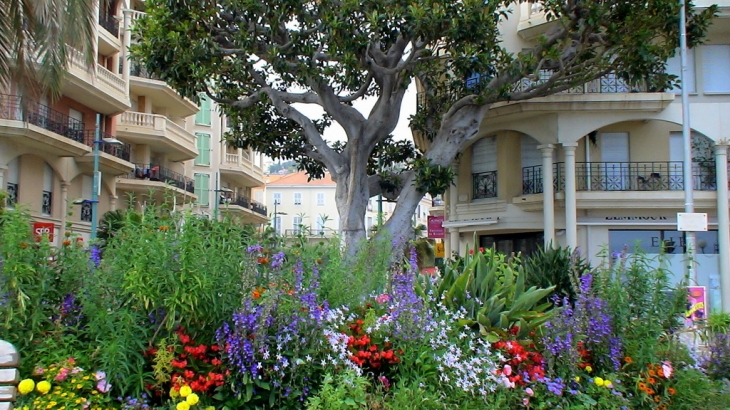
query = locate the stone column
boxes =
[0,165,6,191]
[59,182,70,241]
[110,194,118,211]
[539,144,555,247]
[715,144,730,311]
[563,143,578,250]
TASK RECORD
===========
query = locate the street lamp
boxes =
[90,113,123,241]
[272,199,287,235]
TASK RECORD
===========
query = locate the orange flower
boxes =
[258,257,269,264]
[668,387,676,396]
[159,225,169,231]
[646,389,655,395]
[648,369,656,377]
[252,290,261,299]
[62,239,72,246]
[647,377,657,384]
[654,396,661,403]
[657,369,665,378]
[638,382,648,392]
[624,356,633,364]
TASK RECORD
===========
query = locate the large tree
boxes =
[132,0,715,252]
[1,0,98,99]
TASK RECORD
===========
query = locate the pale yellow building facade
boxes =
[432,0,730,311]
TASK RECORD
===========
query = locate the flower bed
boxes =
[1,206,729,409]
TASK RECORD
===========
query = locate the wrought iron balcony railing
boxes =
[80,202,92,222]
[0,94,85,143]
[473,170,498,199]
[522,161,717,194]
[251,200,267,216]
[121,163,195,194]
[82,130,131,161]
[98,12,119,37]
[6,182,18,207]
[42,190,52,215]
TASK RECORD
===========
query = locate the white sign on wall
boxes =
[677,213,708,232]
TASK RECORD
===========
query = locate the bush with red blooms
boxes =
[145,328,227,400]
[492,328,546,387]
[342,306,402,377]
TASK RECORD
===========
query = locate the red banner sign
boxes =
[33,222,55,242]
[427,215,445,239]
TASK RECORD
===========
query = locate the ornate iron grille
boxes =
[522,165,543,195]
[575,162,685,191]
[98,12,119,37]
[6,182,18,207]
[251,200,267,216]
[0,94,85,142]
[42,190,52,215]
[80,202,92,222]
[473,171,498,199]
[83,131,131,161]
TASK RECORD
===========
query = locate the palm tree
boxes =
[0,0,97,99]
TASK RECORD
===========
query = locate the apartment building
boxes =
[256,171,430,239]
[190,95,267,224]
[429,0,730,311]
[0,0,202,244]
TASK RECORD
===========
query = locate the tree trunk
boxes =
[333,157,371,258]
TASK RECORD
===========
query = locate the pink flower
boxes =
[96,380,112,393]
[523,398,530,406]
[94,371,106,381]
[662,361,673,379]
[525,387,534,397]
[33,367,45,376]
[375,294,390,304]
[55,369,69,382]
[503,364,512,376]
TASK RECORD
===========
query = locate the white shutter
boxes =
[666,48,696,93]
[600,133,629,162]
[43,164,53,191]
[472,136,497,173]
[7,158,19,184]
[702,45,730,93]
[521,135,542,168]
[669,132,683,162]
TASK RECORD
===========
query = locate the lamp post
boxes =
[272,200,287,235]
[90,113,123,240]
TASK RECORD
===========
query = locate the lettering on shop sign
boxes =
[604,216,669,221]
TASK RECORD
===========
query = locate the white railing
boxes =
[96,64,126,93]
[128,10,146,24]
[225,153,240,165]
[164,119,195,146]
[120,111,155,127]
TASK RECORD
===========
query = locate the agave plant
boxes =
[426,248,554,341]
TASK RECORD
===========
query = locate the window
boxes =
[666,48,696,93]
[194,173,210,206]
[255,191,263,202]
[316,215,326,234]
[6,157,19,208]
[274,216,283,235]
[194,133,211,165]
[294,192,302,205]
[472,136,498,199]
[316,193,325,206]
[42,163,53,215]
[701,45,730,93]
[293,216,302,233]
[608,230,719,254]
[81,175,93,222]
[195,94,212,125]
[273,192,282,205]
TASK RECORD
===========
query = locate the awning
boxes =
[442,217,499,229]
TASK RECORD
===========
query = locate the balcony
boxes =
[220,151,265,187]
[63,49,130,115]
[117,163,196,200]
[129,61,198,118]
[117,112,198,161]
[251,200,267,217]
[97,12,121,55]
[219,195,268,223]
[75,130,134,175]
[0,94,90,156]
[473,171,498,199]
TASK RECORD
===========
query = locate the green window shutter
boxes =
[195,133,211,165]
[195,95,211,125]
[194,173,210,206]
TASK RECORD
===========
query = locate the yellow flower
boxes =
[18,379,35,395]
[205,407,215,410]
[594,377,604,387]
[574,376,581,382]
[37,381,52,394]
[176,402,191,410]
[186,393,200,405]
[170,388,180,398]
[585,365,593,373]
[179,385,192,398]
[604,380,614,389]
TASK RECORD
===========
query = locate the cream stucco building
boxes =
[0,0,266,243]
[427,0,730,311]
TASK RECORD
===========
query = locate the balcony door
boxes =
[600,132,629,190]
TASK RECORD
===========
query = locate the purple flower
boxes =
[246,244,263,254]
[89,245,101,267]
[97,380,112,393]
